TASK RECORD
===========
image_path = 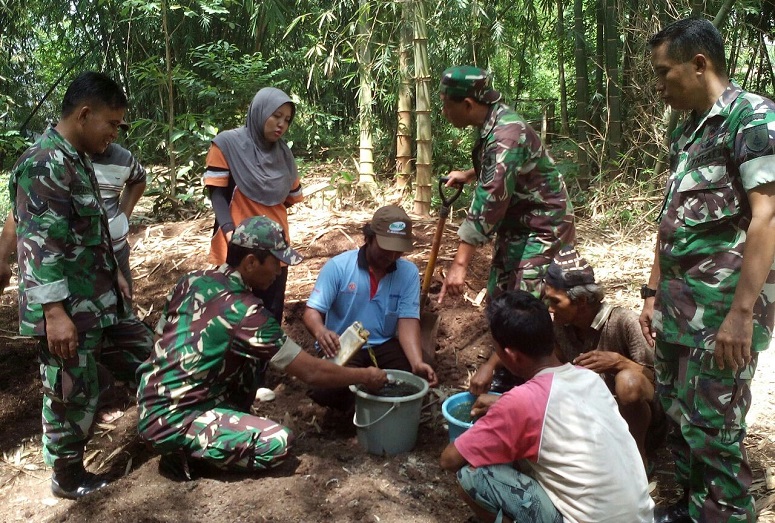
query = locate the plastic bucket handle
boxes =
[352,402,399,428]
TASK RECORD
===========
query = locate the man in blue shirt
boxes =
[305,205,438,410]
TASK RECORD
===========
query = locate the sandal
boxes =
[96,407,125,425]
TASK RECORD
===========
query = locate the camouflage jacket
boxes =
[459,102,576,265]
[136,265,301,446]
[653,84,775,351]
[9,127,124,336]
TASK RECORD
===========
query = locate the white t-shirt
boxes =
[455,363,654,523]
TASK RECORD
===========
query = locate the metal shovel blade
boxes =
[420,311,441,364]
[419,177,463,364]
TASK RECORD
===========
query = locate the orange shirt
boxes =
[204,144,303,264]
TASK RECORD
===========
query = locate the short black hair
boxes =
[648,17,727,76]
[61,71,128,117]
[362,223,377,242]
[486,290,555,358]
[225,243,272,267]
[442,93,467,103]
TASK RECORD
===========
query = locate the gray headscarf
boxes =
[212,87,297,206]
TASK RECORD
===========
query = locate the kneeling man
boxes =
[440,291,654,522]
[137,216,386,479]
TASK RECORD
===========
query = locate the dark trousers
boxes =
[252,266,288,324]
[308,338,412,411]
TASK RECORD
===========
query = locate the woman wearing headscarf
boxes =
[204,87,303,323]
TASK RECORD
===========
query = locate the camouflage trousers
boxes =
[488,240,548,391]
[457,463,562,523]
[39,315,153,470]
[488,234,555,299]
[655,341,758,523]
[175,407,294,472]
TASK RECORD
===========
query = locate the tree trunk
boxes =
[591,0,604,134]
[760,32,775,93]
[161,0,177,200]
[573,0,590,183]
[356,0,375,186]
[604,0,622,167]
[413,0,432,216]
[556,0,570,136]
[396,0,414,190]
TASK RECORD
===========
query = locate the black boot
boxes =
[654,494,691,523]
[158,451,192,481]
[51,462,109,500]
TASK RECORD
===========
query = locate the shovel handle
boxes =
[421,215,447,299]
[438,176,464,215]
[421,177,464,301]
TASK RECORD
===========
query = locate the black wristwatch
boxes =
[640,284,657,299]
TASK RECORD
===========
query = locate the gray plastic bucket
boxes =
[349,369,429,455]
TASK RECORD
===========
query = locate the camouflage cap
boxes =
[231,216,303,265]
[439,65,503,105]
[545,246,595,290]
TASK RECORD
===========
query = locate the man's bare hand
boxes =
[43,305,78,359]
[573,350,622,374]
[470,393,500,419]
[715,309,753,371]
[117,271,131,300]
[444,169,475,186]
[469,364,495,395]
[438,262,467,303]
[638,298,656,348]
[362,367,388,392]
[412,362,439,387]
[315,327,341,358]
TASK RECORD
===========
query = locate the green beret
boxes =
[231,216,302,265]
[439,65,502,104]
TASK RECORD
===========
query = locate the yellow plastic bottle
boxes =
[332,321,370,365]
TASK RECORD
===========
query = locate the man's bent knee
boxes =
[615,369,653,405]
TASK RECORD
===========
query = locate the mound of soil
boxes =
[0,201,773,522]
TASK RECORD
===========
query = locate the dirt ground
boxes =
[0,197,774,522]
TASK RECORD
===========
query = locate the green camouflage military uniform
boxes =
[653,84,775,522]
[461,102,576,298]
[136,263,302,471]
[9,127,152,470]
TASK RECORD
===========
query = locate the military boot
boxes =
[654,492,691,523]
[51,462,109,500]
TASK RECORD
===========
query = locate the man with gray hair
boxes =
[545,246,664,471]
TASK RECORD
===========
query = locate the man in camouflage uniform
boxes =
[640,18,775,523]
[437,65,576,391]
[9,71,153,499]
[0,143,147,296]
[137,216,386,479]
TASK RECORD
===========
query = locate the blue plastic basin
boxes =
[441,391,476,442]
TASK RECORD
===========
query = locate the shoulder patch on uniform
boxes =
[29,165,50,178]
[27,192,49,216]
[480,158,497,185]
[741,113,765,127]
[742,123,770,153]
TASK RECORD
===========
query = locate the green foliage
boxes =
[2,0,772,227]
[0,171,10,220]
[285,103,345,160]
[0,131,32,171]
[129,41,277,162]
